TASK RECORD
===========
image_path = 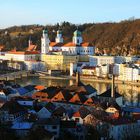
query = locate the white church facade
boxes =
[41,29,95,55]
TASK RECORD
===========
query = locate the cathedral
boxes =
[41,29,95,55]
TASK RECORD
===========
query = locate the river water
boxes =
[16,77,140,107]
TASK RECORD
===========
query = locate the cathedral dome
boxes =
[57,29,62,34]
[74,30,81,37]
[43,29,48,34]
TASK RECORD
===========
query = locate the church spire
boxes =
[72,29,82,45]
[28,36,32,47]
[55,29,63,43]
[41,29,50,54]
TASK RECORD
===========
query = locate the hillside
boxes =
[1,20,140,55]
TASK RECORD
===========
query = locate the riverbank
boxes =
[39,75,140,86]
[1,71,140,86]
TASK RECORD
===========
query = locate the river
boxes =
[16,77,140,107]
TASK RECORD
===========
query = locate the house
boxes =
[84,97,95,106]
[24,85,35,96]
[72,106,90,124]
[11,122,33,137]
[45,102,56,113]
[51,90,72,102]
[98,88,123,107]
[32,86,60,102]
[52,101,81,112]
[32,90,49,102]
[35,118,60,139]
[69,94,87,104]
[52,106,67,118]
[16,87,29,96]
[81,66,96,76]
[13,96,35,107]
[3,87,20,100]
[105,104,120,119]
[0,100,27,124]
[37,107,51,119]
[66,72,97,98]
[122,107,140,120]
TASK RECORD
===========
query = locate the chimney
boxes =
[111,74,115,98]
[76,72,80,86]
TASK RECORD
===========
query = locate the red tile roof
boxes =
[49,42,93,48]
[62,42,76,47]
[73,111,81,117]
[8,51,40,55]
[35,85,45,90]
[84,98,94,106]
[50,42,64,47]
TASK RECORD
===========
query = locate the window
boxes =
[42,96,46,98]
[52,131,57,135]
[52,125,57,129]
[36,96,40,98]
[77,39,79,44]
[75,118,80,122]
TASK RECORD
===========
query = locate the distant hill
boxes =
[1,20,140,55]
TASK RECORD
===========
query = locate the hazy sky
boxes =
[0,0,140,28]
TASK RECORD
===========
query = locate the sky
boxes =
[0,0,140,28]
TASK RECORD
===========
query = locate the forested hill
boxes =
[1,19,140,55]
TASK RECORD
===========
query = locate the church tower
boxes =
[72,30,82,45]
[28,36,32,47]
[41,29,50,54]
[55,29,63,43]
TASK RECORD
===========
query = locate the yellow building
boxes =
[42,54,79,71]
[79,55,89,62]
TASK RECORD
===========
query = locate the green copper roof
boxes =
[43,29,48,34]
[74,30,81,37]
[57,29,62,34]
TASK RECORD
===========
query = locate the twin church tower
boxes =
[41,29,94,55]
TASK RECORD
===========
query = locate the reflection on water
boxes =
[17,77,140,107]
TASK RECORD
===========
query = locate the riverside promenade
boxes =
[40,75,140,86]
[0,71,39,81]
[1,70,140,86]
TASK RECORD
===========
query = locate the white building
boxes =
[95,65,109,77]
[118,66,139,81]
[115,56,139,64]
[24,61,46,71]
[113,64,121,76]
[41,29,95,56]
[4,51,40,62]
[89,56,115,66]
[101,64,109,77]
